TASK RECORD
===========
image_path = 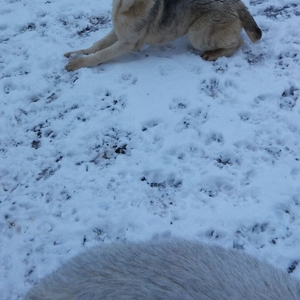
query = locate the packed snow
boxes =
[1,0,300,298]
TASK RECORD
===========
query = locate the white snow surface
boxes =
[1,0,300,298]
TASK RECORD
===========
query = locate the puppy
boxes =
[25,239,299,299]
[64,0,262,71]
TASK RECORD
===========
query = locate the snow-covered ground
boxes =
[1,0,300,298]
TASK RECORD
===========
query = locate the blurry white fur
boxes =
[25,239,300,299]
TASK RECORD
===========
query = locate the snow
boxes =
[1,0,300,298]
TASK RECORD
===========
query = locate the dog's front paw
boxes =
[65,58,86,72]
[64,52,73,58]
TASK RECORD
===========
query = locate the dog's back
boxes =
[25,239,300,300]
[114,0,262,43]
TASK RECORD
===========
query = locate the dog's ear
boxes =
[120,0,136,12]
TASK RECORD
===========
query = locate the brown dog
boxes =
[64,0,262,71]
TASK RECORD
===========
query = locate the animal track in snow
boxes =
[174,107,209,133]
[141,118,163,132]
[84,127,132,167]
[199,176,235,199]
[159,64,176,76]
[119,73,138,85]
[263,4,300,20]
[278,86,299,110]
[169,97,189,112]
[205,132,224,145]
[199,78,220,98]
[76,15,111,37]
[98,90,127,113]
[243,49,267,65]
[276,51,299,70]
[141,171,182,190]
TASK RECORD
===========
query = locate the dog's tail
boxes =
[238,5,262,43]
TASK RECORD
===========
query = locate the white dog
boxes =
[25,239,300,299]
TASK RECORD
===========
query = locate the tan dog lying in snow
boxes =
[64,0,262,71]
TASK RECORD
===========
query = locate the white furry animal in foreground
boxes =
[25,239,300,300]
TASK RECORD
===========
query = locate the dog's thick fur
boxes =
[25,239,300,300]
[64,0,262,71]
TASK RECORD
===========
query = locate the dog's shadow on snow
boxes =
[113,36,198,65]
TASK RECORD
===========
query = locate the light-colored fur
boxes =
[64,0,262,71]
[25,239,300,299]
